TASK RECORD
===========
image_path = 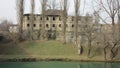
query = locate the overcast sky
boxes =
[0,0,16,23]
[0,0,93,24]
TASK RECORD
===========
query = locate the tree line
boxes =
[16,0,120,60]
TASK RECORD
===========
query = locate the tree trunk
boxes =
[74,16,78,46]
[63,17,67,44]
[78,45,83,55]
[17,0,24,41]
[40,0,47,41]
[74,0,80,46]
[78,36,83,55]
[40,16,45,40]
[110,44,117,60]
[104,45,108,60]
[61,0,68,44]
[87,39,91,57]
[30,0,35,41]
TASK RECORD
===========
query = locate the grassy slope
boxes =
[0,40,107,61]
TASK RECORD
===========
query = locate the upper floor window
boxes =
[46,24,49,28]
[46,17,49,20]
[66,24,68,27]
[59,24,61,27]
[40,17,42,20]
[27,16,29,20]
[53,24,55,27]
[33,24,36,27]
[53,17,55,21]
[27,24,30,27]
[34,17,36,20]
[40,24,42,27]
[79,24,81,27]
[72,17,74,21]
[72,24,74,28]
[59,17,61,21]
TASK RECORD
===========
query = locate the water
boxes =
[0,61,120,68]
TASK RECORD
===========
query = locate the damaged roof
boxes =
[24,9,61,16]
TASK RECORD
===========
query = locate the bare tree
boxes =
[16,0,24,40]
[92,0,111,60]
[117,0,120,37]
[0,20,12,32]
[0,19,18,44]
[98,0,120,60]
[60,0,69,44]
[29,0,35,40]
[39,0,48,40]
[84,14,96,57]
[101,24,110,60]
[48,0,58,9]
[74,0,81,45]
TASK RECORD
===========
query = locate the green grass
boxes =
[20,40,78,56]
[0,40,111,61]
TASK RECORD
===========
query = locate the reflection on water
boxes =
[0,62,120,68]
[77,63,118,68]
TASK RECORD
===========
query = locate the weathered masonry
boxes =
[22,9,93,42]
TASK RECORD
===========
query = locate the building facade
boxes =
[22,10,93,42]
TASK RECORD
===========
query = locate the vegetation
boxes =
[0,40,116,61]
[16,0,24,40]
[60,0,69,44]
[1,0,120,62]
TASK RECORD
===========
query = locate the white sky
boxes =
[0,0,16,23]
[0,0,94,24]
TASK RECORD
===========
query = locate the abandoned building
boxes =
[22,9,93,42]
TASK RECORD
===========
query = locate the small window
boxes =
[34,17,36,20]
[40,17,42,20]
[66,24,68,27]
[72,24,74,28]
[46,17,49,20]
[85,24,87,28]
[59,17,61,21]
[27,24,30,27]
[53,24,55,27]
[59,24,61,27]
[27,16,29,20]
[33,24,36,27]
[46,24,49,28]
[72,17,74,21]
[79,24,81,27]
[53,17,55,21]
[40,24,42,27]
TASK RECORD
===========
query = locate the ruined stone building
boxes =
[22,9,93,42]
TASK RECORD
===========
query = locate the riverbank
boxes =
[0,40,120,62]
[0,55,120,63]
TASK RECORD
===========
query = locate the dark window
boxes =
[72,17,74,21]
[72,24,74,28]
[59,17,61,21]
[46,24,49,28]
[46,17,49,20]
[66,24,68,27]
[59,24,61,27]
[40,17,42,20]
[53,24,55,27]
[27,24,30,27]
[33,24,36,27]
[84,24,87,28]
[27,16,29,20]
[40,24,42,27]
[79,24,81,27]
[34,17,36,20]
[53,17,55,21]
